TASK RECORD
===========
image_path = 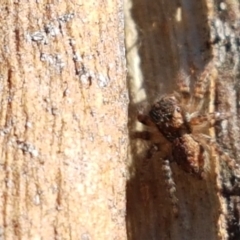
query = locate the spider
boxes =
[134,63,238,214]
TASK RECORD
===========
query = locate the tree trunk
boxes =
[0,1,127,239]
[126,0,240,239]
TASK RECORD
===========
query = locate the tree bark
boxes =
[0,1,127,239]
[126,0,240,239]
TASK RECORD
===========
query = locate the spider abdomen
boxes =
[172,134,206,178]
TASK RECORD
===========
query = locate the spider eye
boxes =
[175,107,181,113]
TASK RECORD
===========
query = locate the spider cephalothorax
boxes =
[149,96,191,142]
[149,95,191,141]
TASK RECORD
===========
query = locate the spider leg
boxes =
[193,62,217,100]
[134,113,167,142]
[140,147,179,216]
[133,131,155,141]
[191,62,218,112]
[132,112,158,141]
[189,112,231,126]
[195,134,238,171]
[176,70,191,101]
[162,158,179,216]
[137,113,156,127]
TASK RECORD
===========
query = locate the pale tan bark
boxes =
[0,1,127,239]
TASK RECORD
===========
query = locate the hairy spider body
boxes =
[138,95,211,179]
[150,96,208,177]
[134,64,237,214]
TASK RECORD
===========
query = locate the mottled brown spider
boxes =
[134,62,238,213]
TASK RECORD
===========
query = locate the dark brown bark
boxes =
[125,0,240,239]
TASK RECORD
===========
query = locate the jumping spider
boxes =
[134,63,238,214]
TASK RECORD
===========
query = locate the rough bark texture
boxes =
[126,0,240,239]
[0,1,127,239]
